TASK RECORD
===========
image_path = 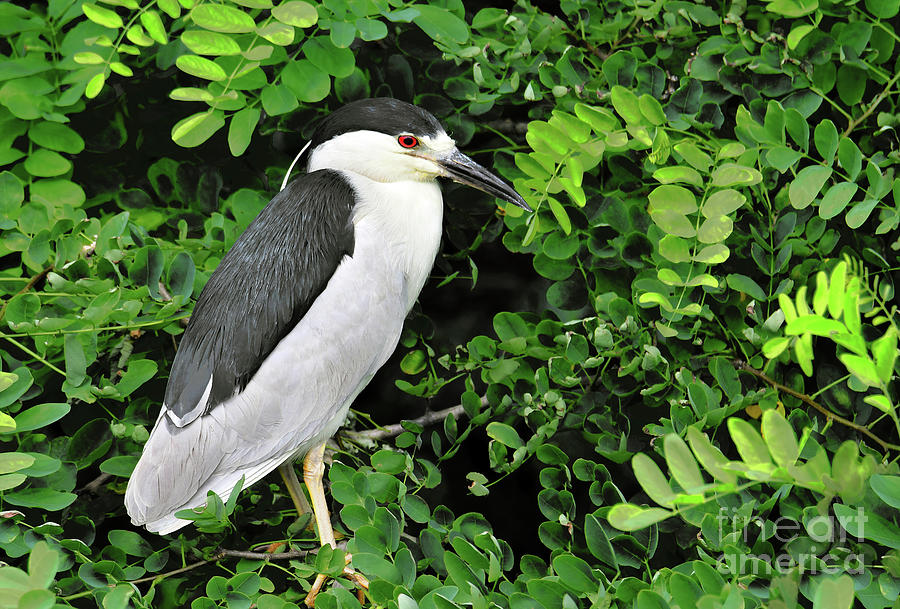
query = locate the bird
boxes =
[124,97,530,595]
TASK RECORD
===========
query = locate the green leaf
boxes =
[674,142,712,172]
[845,198,877,229]
[686,427,737,484]
[256,22,294,45]
[653,166,702,186]
[260,83,299,115]
[486,422,523,449]
[547,197,571,233]
[784,315,846,336]
[228,107,260,156]
[28,540,59,588]
[658,235,692,262]
[609,85,642,124]
[703,189,745,216]
[632,453,674,506]
[710,163,762,187]
[584,513,617,567]
[766,0,819,17]
[766,146,802,172]
[355,17,387,41]
[838,137,862,180]
[697,215,733,243]
[64,333,87,386]
[31,178,85,207]
[638,94,666,126]
[648,185,698,214]
[818,182,857,219]
[109,62,133,77]
[649,209,695,238]
[4,487,77,511]
[181,30,242,55]
[813,119,838,163]
[0,453,34,475]
[140,10,167,43]
[85,73,106,98]
[13,403,70,433]
[116,359,158,397]
[172,110,225,147]
[412,5,469,44]
[0,473,26,491]
[99,455,138,477]
[282,59,330,102]
[762,337,791,359]
[812,575,854,609]
[0,171,24,216]
[175,55,227,81]
[552,554,597,594]
[27,121,84,154]
[727,418,771,468]
[169,87,213,102]
[836,65,866,105]
[271,0,318,27]
[83,2,123,28]
[371,450,406,474]
[726,273,766,300]
[871,474,900,509]
[23,148,71,177]
[788,165,831,209]
[663,434,704,492]
[168,251,195,298]
[108,530,153,557]
[835,503,900,547]
[871,328,897,383]
[839,353,880,386]
[329,20,356,48]
[400,350,426,375]
[191,3,257,33]
[607,504,672,531]
[761,409,798,467]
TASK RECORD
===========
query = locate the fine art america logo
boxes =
[714,506,867,575]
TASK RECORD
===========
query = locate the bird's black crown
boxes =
[309,98,444,149]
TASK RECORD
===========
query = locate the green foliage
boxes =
[2,0,900,608]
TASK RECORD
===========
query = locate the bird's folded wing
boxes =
[162,169,357,427]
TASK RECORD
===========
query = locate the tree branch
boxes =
[343,398,486,442]
[734,360,900,452]
[126,547,312,587]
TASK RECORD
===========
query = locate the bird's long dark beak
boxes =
[438,150,532,211]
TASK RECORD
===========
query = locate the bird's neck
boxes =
[339,171,443,311]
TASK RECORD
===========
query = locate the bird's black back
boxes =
[163,169,356,426]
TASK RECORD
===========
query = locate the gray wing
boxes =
[125,228,409,533]
[163,170,356,427]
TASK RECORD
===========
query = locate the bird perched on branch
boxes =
[125,97,529,601]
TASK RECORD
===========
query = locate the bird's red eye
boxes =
[398,135,419,148]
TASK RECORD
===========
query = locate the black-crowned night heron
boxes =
[124,98,529,600]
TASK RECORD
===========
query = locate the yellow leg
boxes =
[302,442,368,607]
[278,461,312,516]
[303,441,335,547]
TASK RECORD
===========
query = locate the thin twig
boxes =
[80,472,112,494]
[126,555,219,586]
[126,547,311,587]
[843,69,900,136]
[219,548,308,560]
[734,360,900,452]
[343,399,485,442]
[0,266,52,322]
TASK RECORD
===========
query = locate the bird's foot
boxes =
[304,553,368,607]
